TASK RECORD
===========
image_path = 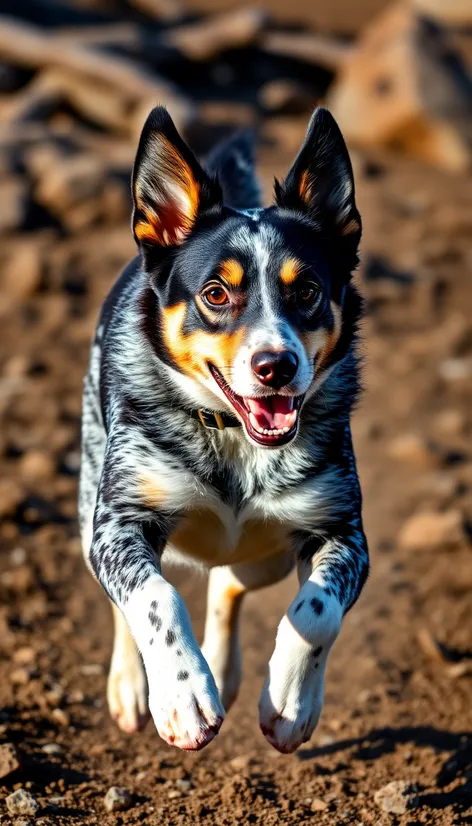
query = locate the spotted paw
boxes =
[148,661,225,751]
[258,611,331,753]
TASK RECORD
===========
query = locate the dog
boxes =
[79,105,369,754]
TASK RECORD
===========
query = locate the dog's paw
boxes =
[107,652,150,735]
[148,660,225,751]
[258,614,328,753]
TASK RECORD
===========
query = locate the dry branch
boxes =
[262,31,350,72]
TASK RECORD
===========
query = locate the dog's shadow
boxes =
[298,725,472,817]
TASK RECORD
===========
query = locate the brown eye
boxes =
[297,281,320,305]
[203,285,229,306]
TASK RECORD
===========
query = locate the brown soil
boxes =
[1,130,472,826]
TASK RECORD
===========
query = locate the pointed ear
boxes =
[275,108,361,246]
[132,106,222,252]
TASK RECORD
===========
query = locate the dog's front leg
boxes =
[88,497,224,750]
[259,522,369,753]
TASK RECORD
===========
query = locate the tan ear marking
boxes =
[340,217,361,236]
[298,169,313,204]
[134,136,200,247]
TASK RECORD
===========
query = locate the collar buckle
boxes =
[197,408,226,430]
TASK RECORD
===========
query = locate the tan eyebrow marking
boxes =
[219,259,244,288]
[280,257,303,285]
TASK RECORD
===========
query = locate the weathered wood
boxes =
[328,2,472,172]
[412,0,472,26]
[164,8,267,61]
[0,16,192,127]
[262,31,350,72]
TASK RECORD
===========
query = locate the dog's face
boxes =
[133,107,361,448]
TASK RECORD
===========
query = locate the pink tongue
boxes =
[245,397,294,430]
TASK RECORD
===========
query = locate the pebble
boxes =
[0,479,23,519]
[41,743,62,755]
[6,789,40,818]
[174,778,192,791]
[80,663,104,676]
[439,357,472,382]
[13,647,36,665]
[10,547,27,566]
[434,409,466,437]
[374,780,419,814]
[168,789,182,799]
[0,742,21,778]
[311,798,329,811]
[398,509,464,551]
[386,434,439,467]
[103,786,132,813]
[51,708,69,727]
[19,450,55,482]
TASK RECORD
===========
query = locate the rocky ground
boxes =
[0,54,472,826]
[0,132,472,826]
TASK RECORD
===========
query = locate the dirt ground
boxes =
[1,49,472,826]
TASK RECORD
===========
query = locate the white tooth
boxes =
[249,412,265,433]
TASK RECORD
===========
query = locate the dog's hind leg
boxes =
[107,603,149,734]
[201,553,294,711]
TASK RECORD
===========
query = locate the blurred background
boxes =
[0,0,471,823]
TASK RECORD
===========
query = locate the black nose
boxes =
[251,350,299,389]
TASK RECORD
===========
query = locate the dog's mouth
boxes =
[209,365,303,447]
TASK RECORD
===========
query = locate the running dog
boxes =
[79,105,369,754]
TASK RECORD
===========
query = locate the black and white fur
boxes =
[79,107,369,753]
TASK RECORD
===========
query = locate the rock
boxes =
[6,789,40,818]
[174,778,192,791]
[51,708,69,727]
[386,434,439,467]
[1,243,44,300]
[434,409,466,436]
[13,646,36,665]
[103,787,132,813]
[439,357,472,382]
[19,450,55,482]
[1,565,34,594]
[311,798,329,811]
[398,509,465,551]
[374,780,419,814]
[168,789,182,799]
[0,479,23,519]
[80,663,103,676]
[0,742,21,778]
[0,179,29,234]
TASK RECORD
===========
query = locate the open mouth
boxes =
[209,365,303,447]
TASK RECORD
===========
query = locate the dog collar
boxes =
[191,408,241,430]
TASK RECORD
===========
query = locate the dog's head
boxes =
[133,106,362,448]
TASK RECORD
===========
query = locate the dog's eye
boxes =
[297,281,320,305]
[203,285,230,306]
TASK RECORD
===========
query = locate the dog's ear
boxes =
[274,108,361,246]
[132,106,222,252]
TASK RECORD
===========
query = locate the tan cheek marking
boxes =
[301,301,342,375]
[280,257,303,285]
[219,259,244,288]
[316,301,342,374]
[138,472,168,508]
[161,302,246,380]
